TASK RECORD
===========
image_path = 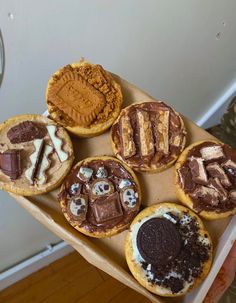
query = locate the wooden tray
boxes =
[10,74,236,303]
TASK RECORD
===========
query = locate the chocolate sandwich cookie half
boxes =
[59,156,141,238]
[125,202,213,297]
[0,114,74,195]
[46,59,123,137]
[111,102,186,173]
[175,140,236,220]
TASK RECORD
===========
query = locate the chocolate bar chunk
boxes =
[200,145,224,161]
[190,186,220,206]
[92,192,123,224]
[156,110,170,155]
[120,115,136,159]
[206,162,231,187]
[137,110,154,157]
[208,178,228,201]
[7,121,46,144]
[177,166,195,191]
[189,157,208,185]
[0,149,22,179]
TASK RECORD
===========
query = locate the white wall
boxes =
[0,0,236,271]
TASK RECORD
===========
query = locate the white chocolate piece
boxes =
[46,125,68,162]
[119,179,132,189]
[77,167,93,182]
[91,179,114,197]
[25,139,44,184]
[200,145,224,161]
[121,187,138,208]
[96,167,108,179]
[36,144,53,185]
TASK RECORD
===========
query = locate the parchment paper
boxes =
[10,75,232,303]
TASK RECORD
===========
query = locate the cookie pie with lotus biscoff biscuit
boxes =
[46,59,123,137]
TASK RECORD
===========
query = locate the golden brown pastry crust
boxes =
[174,140,236,220]
[59,156,142,238]
[111,102,186,173]
[125,202,213,297]
[0,114,74,196]
[46,60,123,137]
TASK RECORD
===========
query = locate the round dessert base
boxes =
[110,102,186,173]
[174,140,236,220]
[46,61,123,138]
[59,156,142,238]
[0,114,74,196]
[125,202,213,297]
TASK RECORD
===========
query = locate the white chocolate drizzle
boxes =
[46,125,68,162]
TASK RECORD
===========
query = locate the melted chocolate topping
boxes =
[60,159,140,233]
[137,218,181,266]
[7,121,47,144]
[178,142,236,213]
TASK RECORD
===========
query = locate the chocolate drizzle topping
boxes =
[7,121,47,144]
[178,142,236,213]
[137,218,181,266]
[0,149,22,179]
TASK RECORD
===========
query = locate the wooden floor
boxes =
[0,252,150,303]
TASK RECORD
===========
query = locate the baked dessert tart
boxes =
[175,140,236,219]
[125,202,213,297]
[46,59,123,137]
[0,114,74,195]
[111,101,186,173]
[59,156,141,238]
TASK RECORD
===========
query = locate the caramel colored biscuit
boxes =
[59,156,141,238]
[174,140,236,220]
[0,114,74,196]
[125,202,213,297]
[111,101,186,173]
[46,59,123,137]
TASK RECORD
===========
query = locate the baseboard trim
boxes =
[197,80,236,128]
[0,241,74,291]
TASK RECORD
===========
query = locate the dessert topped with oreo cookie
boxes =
[125,203,212,297]
[59,156,141,238]
[0,114,74,196]
[176,140,236,216]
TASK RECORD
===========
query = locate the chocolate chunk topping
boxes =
[0,149,22,179]
[179,142,236,213]
[91,192,123,224]
[137,218,181,266]
[7,121,47,143]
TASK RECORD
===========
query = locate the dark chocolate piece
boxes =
[91,192,123,224]
[189,157,208,185]
[0,149,22,179]
[7,121,47,144]
[137,218,181,266]
[177,167,195,191]
[206,162,231,187]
